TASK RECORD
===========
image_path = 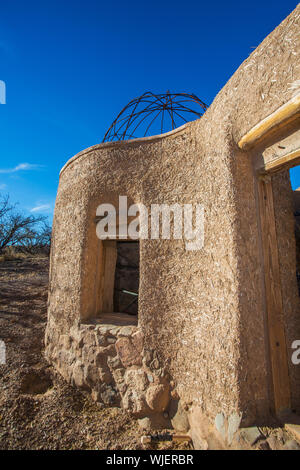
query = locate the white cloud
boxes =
[0,163,43,174]
[0,183,7,190]
[30,204,51,213]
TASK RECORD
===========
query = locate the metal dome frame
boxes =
[102,91,208,142]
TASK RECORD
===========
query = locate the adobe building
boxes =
[46,6,300,448]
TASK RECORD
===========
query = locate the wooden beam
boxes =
[238,94,300,150]
[261,149,300,174]
[101,240,117,313]
[257,176,291,414]
[94,239,104,315]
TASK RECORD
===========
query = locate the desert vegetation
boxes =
[0,194,51,260]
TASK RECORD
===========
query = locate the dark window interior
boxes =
[113,241,139,315]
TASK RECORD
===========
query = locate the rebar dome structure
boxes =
[102,91,208,142]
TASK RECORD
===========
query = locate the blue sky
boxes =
[0,0,299,223]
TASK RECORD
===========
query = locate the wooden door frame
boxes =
[238,94,300,415]
[257,172,291,414]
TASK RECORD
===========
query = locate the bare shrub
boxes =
[0,194,51,256]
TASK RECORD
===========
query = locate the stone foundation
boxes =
[45,319,171,419]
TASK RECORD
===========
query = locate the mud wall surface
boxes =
[46,5,300,445]
[46,121,248,424]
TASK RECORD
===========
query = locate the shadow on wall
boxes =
[294,188,300,294]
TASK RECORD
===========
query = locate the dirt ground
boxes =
[1,257,299,451]
[0,257,191,450]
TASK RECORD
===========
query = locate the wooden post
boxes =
[101,240,117,313]
[258,175,291,414]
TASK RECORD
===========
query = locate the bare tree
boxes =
[0,194,51,254]
[18,222,52,255]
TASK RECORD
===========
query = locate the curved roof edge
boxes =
[60,121,193,176]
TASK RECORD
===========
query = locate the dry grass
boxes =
[0,246,48,263]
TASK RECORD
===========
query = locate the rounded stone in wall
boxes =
[146,384,169,412]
